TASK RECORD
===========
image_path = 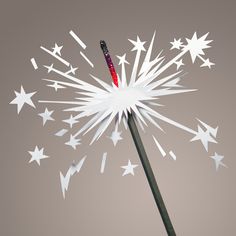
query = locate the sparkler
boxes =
[100,40,176,236]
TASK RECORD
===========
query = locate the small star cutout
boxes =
[38,108,55,126]
[29,146,49,166]
[65,135,81,150]
[121,160,138,176]
[52,43,63,56]
[210,152,227,171]
[170,38,183,50]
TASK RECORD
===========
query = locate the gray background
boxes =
[1,0,235,235]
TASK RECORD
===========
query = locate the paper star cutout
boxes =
[117,54,129,65]
[210,152,227,171]
[47,82,66,91]
[190,125,217,151]
[128,36,146,52]
[45,64,54,73]
[10,85,36,114]
[52,43,63,56]
[108,129,123,146]
[170,38,183,50]
[38,108,55,126]
[185,32,212,63]
[28,146,49,166]
[175,59,184,70]
[201,58,215,69]
[63,114,79,128]
[67,65,78,75]
[65,135,81,149]
[121,160,138,176]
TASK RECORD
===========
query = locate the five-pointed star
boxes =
[63,114,79,128]
[116,54,129,65]
[201,59,215,69]
[29,146,49,166]
[175,59,184,70]
[38,108,55,126]
[210,152,227,171]
[190,125,217,151]
[65,135,81,150]
[108,130,123,146]
[121,160,138,176]
[128,36,146,52]
[47,82,66,91]
[170,38,183,50]
[52,43,63,56]
[10,85,36,114]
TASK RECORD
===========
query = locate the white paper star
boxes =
[185,32,212,63]
[65,135,81,149]
[117,54,129,65]
[52,43,63,56]
[121,160,138,176]
[10,85,36,114]
[210,152,227,171]
[38,108,55,126]
[175,59,184,70]
[201,59,215,69]
[28,146,49,166]
[63,114,79,128]
[170,38,183,50]
[190,125,217,151]
[128,36,146,52]
[108,129,123,146]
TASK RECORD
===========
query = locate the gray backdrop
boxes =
[1,0,235,235]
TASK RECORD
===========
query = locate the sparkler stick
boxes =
[100,41,176,236]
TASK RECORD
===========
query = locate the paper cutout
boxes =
[55,129,68,137]
[38,107,55,126]
[169,151,177,161]
[210,153,227,171]
[30,58,38,70]
[69,30,87,49]
[28,146,49,165]
[100,152,107,173]
[60,156,86,198]
[80,51,94,67]
[121,160,138,176]
[10,85,36,114]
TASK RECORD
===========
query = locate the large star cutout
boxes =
[63,114,79,128]
[121,160,138,176]
[185,32,212,63]
[116,54,129,65]
[38,107,55,126]
[210,152,227,171]
[108,129,123,146]
[52,43,63,56]
[170,38,183,50]
[65,135,81,150]
[10,85,36,114]
[29,146,49,166]
[128,36,146,52]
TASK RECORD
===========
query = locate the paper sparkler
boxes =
[10,29,227,236]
